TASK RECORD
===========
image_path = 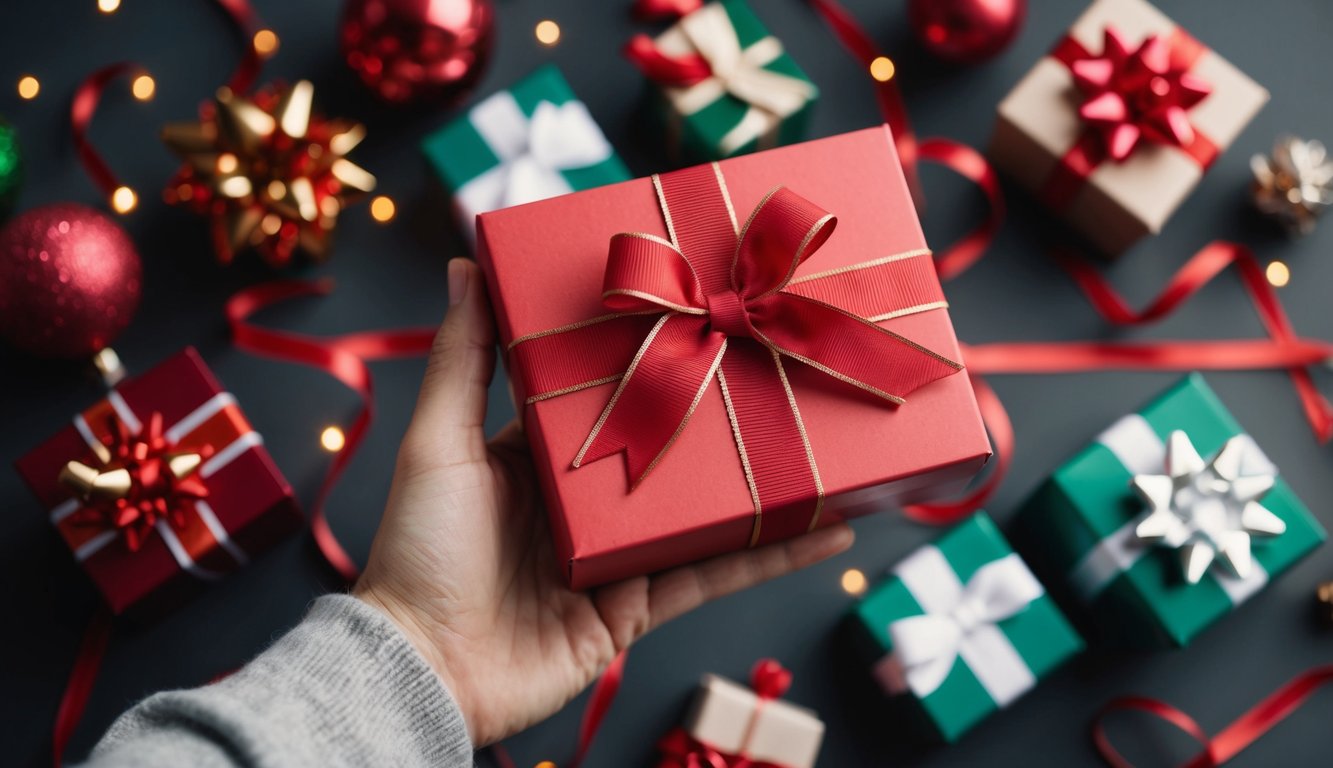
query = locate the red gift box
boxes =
[477,127,990,588]
[15,347,301,614]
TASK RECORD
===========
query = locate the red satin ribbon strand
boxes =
[805,0,921,204]
[570,650,627,768]
[212,0,264,94]
[918,139,1007,282]
[71,62,141,199]
[1093,665,1333,768]
[625,34,713,87]
[52,607,113,768]
[225,279,436,582]
[631,0,704,20]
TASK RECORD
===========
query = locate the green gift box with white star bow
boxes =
[421,65,630,245]
[634,0,818,162]
[849,513,1084,743]
[1017,373,1326,648]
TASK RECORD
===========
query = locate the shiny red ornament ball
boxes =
[908,0,1026,65]
[0,203,141,359]
[339,0,495,106]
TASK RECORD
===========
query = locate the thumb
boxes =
[408,258,497,464]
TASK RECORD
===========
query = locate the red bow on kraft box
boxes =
[990,0,1268,255]
[15,348,301,614]
[477,127,991,588]
[658,660,822,768]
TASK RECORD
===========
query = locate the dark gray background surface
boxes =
[2,1,1331,765]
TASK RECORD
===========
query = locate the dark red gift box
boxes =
[15,347,301,614]
[477,127,991,588]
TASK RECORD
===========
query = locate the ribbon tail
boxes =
[575,315,723,486]
[754,293,962,402]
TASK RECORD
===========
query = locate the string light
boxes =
[869,56,895,82]
[535,20,561,46]
[320,426,346,452]
[97,0,121,13]
[17,76,40,100]
[131,74,156,101]
[111,186,138,214]
[253,28,280,57]
[840,568,868,595]
[370,195,396,223]
[535,762,557,768]
[1266,260,1290,287]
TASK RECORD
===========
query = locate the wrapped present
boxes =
[627,0,817,162]
[849,512,1084,743]
[989,0,1269,255]
[1017,374,1327,647]
[421,65,630,245]
[14,348,301,615]
[476,126,991,588]
[658,659,824,768]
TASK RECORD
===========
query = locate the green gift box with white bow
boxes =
[1017,373,1326,648]
[634,0,817,161]
[421,65,630,245]
[849,513,1083,743]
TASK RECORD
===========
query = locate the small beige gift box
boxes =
[681,672,824,768]
[989,0,1268,255]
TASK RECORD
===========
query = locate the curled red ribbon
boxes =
[1093,665,1333,768]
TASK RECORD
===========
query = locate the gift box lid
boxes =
[1020,373,1327,647]
[851,512,1084,742]
[476,126,991,588]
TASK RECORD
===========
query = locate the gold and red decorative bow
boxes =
[59,412,211,552]
[509,164,961,545]
[162,80,377,267]
[1066,27,1212,161]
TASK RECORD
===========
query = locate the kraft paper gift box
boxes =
[849,512,1084,743]
[15,348,302,615]
[1017,374,1326,648]
[475,126,990,588]
[658,662,824,768]
[631,0,817,162]
[989,0,1269,255]
[422,64,630,245]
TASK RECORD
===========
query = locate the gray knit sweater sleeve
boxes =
[85,594,474,768]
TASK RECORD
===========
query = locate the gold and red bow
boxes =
[509,163,961,546]
[1042,25,1215,208]
[59,412,211,553]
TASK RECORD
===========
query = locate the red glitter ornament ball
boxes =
[0,203,141,359]
[339,0,495,106]
[908,0,1026,65]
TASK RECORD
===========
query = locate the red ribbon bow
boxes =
[61,412,211,553]
[1068,27,1212,162]
[1043,25,1217,208]
[572,170,962,492]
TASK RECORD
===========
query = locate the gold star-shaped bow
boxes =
[162,80,376,267]
[1132,431,1285,584]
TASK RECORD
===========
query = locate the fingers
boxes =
[645,523,854,632]
[408,258,497,462]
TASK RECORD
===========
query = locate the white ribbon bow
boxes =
[665,3,816,155]
[458,96,613,236]
[881,552,1044,702]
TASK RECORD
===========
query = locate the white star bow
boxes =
[1131,431,1286,584]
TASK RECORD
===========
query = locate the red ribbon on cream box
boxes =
[477,127,991,589]
[15,348,302,615]
[990,0,1269,255]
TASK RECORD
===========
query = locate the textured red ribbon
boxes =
[1040,26,1216,209]
[1093,665,1333,768]
[510,165,961,544]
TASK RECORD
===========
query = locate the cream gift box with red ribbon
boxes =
[989,0,1269,255]
[15,348,301,615]
[476,127,990,589]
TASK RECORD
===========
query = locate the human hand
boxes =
[354,258,854,747]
